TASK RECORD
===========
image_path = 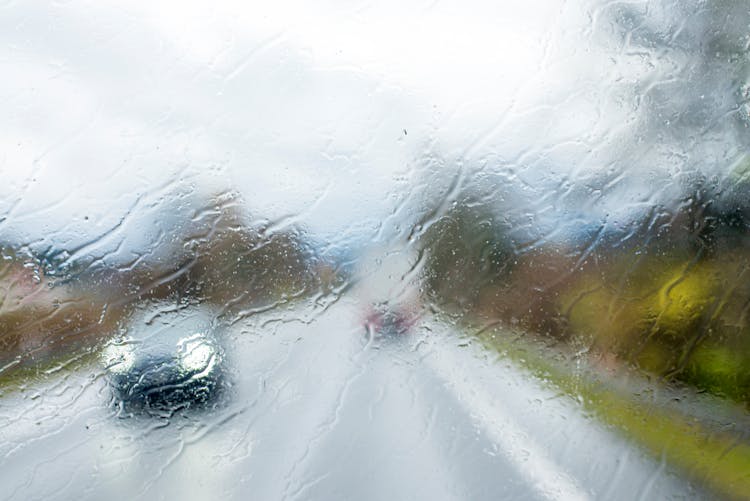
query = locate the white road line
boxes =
[424,340,592,501]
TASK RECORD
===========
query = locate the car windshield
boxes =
[2,1,750,499]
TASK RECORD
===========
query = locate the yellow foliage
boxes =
[652,263,718,336]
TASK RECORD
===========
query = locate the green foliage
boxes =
[421,199,514,312]
[420,186,750,405]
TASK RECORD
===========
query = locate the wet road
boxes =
[0,300,708,500]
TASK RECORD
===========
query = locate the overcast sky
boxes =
[1,0,744,263]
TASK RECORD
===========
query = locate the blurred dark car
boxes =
[102,306,226,415]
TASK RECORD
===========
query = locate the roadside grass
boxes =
[473,324,750,501]
[0,349,102,396]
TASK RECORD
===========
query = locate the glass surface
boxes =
[2,1,750,499]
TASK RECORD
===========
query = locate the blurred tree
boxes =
[0,191,321,383]
[604,0,750,149]
[420,195,514,314]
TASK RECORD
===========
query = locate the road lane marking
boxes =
[424,340,592,501]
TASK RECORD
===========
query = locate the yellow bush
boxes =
[650,263,719,338]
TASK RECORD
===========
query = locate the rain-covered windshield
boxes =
[2,1,750,499]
